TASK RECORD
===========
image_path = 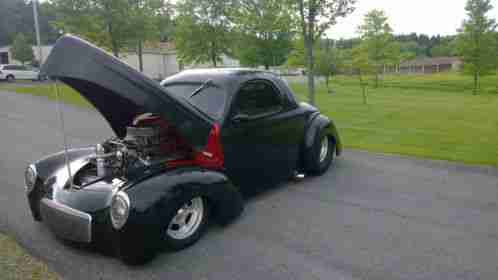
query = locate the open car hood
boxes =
[41,35,212,148]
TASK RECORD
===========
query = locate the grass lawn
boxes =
[291,72,498,167]
[0,82,91,108]
[331,72,498,95]
[0,233,59,280]
[1,72,497,167]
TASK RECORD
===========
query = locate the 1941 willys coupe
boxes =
[24,35,342,263]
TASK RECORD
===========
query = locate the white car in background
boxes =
[0,64,42,81]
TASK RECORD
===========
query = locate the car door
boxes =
[3,65,17,78]
[222,79,297,188]
[24,66,38,80]
[19,65,36,79]
[11,65,23,79]
[16,65,27,79]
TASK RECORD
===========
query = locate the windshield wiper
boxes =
[190,79,214,98]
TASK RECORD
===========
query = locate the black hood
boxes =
[41,35,212,148]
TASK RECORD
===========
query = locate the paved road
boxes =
[1,90,498,280]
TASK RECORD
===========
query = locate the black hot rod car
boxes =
[25,35,342,263]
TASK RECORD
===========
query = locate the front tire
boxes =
[304,131,335,176]
[162,196,209,251]
[6,75,15,82]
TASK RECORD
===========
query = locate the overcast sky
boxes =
[38,0,498,39]
[327,0,498,39]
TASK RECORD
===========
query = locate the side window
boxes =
[3,65,14,70]
[234,80,283,117]
[9,65,24,70]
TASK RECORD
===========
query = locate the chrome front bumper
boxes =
[39,198,92,243]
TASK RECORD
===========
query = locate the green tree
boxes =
[399,51,416,63]
[287,37,307,67]
[236,33,293,69]
[315,42,345,91]
[496,32,498,94]
[175,0,234,67]
[51,0,136,57]
[128,0,164,72]
[358,9,399,88]
[456,0,497,94]
[291,0,355,105]
[11,33,34,65]
[233,0,294,69]
[430,37,457,57]
[158,2,176,42]
[399,41,422,57]
[351,43,374,104]
[0,0,58,46]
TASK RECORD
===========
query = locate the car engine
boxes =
[74,115,192,186]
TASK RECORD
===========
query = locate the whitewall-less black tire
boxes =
[162,195,209,251]
[304,131,335,176]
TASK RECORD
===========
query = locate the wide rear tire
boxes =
[304,130,335,176]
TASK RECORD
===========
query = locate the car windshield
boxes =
[163,83,227,119]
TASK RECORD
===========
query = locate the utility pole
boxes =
[32,0,43,65]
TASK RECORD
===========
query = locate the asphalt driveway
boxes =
[1,90,498,280]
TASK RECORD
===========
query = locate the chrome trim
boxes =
[167,197,204,240]
[40,198,92,243]
[319,137,329,163]
[110,191,130,230]
[25,164,38,194]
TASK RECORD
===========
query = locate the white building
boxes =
[122,49,239,80]
[0,43,239,80]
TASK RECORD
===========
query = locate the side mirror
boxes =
[231,113,250,123]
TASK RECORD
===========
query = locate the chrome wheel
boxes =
[319,137,329,163]
[167,197,204,240]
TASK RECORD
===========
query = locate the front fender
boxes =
[32,147,94,182]
[124,167,243,226]
[116,167,243,255]
[304,113,342,156]
[27,148,95,220]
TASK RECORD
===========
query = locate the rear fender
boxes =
[304,114,342,156]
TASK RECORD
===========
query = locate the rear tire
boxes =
[304,131,335,176]
[6,75,14,82]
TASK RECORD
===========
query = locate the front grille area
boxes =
[40,198,92,243]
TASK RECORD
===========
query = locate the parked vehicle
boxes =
[0,64,41,81]
[25,35,342,264]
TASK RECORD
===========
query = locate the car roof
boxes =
[178,67,274,76]
[160,68,298,121]
[160,68,283,93]
[0,64,26,67]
